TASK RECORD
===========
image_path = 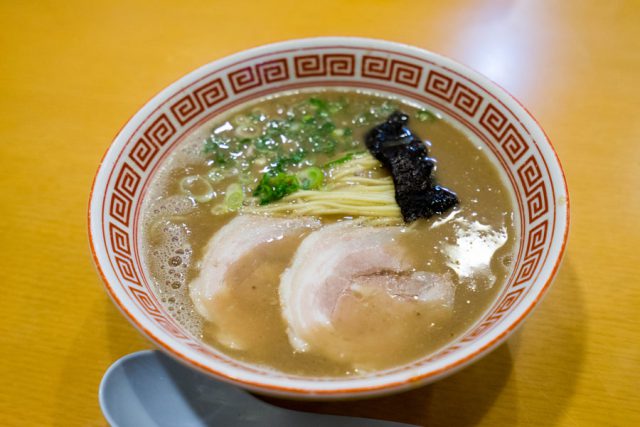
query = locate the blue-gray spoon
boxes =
[99,350,418,427]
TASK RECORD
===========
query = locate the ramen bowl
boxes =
[88,37,569,399]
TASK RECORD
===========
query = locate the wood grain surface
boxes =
[1,0,638,425]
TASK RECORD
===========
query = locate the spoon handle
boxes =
[100,350,419,427]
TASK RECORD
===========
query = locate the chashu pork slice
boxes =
[279,221,455,368]
[189,214,320,350]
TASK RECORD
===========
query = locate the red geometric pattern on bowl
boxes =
[143,114,176,147]
[89,38,569,398]
[517,154,550,223]
[109,191,132,227]
[480,104,529,163]
[114,256,140,285]
[424,70,483,117]
[228,58,289,94]
[169,78,228,125]
[128,136,159,172]
[294,54,356,77]
[362,55,423,88]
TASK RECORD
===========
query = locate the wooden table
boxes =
[1,0,639,425]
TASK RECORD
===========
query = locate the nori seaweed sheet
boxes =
[365,111,458,222]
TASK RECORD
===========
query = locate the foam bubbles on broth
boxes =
[144,195,202,337]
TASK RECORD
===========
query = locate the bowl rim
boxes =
[88,36,570,397]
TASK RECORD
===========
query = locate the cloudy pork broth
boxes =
[141,90,517,377]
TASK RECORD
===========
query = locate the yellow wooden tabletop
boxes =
[1,0,639,425]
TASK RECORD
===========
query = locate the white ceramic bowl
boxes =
[88,37,569,399]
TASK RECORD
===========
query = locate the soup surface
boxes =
[141,89,517,377]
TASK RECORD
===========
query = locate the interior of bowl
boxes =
[88,37,569,398]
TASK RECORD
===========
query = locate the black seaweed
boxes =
[365,111,458,222]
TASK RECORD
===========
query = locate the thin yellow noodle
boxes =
[331,180,392,186]
[291,202,397,212]
[240,152,403,223]
[330,169,374,181]
[289,192,395,202]
[330,186,394,194]
[285,205,399,215]
[338,176,393,185]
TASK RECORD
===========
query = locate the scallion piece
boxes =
[296,167,324,190]
[253,172,300,205]
[415,109,437,122]
[224,183,244,210]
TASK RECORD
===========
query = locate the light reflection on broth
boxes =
[141,89,517,377]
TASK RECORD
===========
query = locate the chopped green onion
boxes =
[201,96,413,200]
[224,183,244,210]
[309,97,328,111]
[323,151,366,169]
[253,171,300,205]
[319,122,336,135]
[255,135,278,152]
[296,167,324,190]
[309,135,337,154]
[203,135,232,166]
[416,109,437,122]
[328,100,346,114]
[316,109,330,119]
